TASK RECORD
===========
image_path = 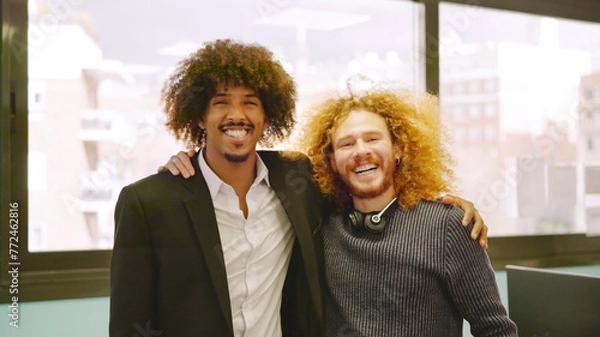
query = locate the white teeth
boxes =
[224,129,247,138]
[354,164,377,174]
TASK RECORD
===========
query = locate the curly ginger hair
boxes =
[299,88,456,211]
[161,39,297,148]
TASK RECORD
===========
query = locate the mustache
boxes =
[219,121,254,129]
[350,159,380,169]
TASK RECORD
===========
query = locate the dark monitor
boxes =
[506,265,600,337]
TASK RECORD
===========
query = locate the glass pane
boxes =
[440,3,600,236]
[27,0,419,251]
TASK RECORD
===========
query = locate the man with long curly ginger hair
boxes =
[110,39,325,337]
[300,87,518,337]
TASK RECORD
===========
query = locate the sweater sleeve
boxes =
[443,206,518,337]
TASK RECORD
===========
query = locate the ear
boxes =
[393,143,403,163]
[197,120,205,129]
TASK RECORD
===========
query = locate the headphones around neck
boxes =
[347,197,398,234]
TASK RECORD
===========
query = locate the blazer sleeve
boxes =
[443,207,518,337]
[110,185,160,337]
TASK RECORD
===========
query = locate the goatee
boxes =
[225,152,250,163]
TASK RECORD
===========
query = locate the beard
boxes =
[347,178,393,199]
[224,152,250,163]
[340,160,396,199]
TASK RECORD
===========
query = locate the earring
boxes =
[395,158,401,166]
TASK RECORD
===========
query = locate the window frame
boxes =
[1,0,600,303]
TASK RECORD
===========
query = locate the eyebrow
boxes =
[335,131,382,142]
[333,135,354,147]
[212,92,260,98]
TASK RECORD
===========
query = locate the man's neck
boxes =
[203,149,259,219]
[352,189,397,213]
[203,149,258,192]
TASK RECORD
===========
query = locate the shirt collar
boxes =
[198,150,271,200]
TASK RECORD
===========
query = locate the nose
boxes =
[226,102,246,121]
[353,139,371,158]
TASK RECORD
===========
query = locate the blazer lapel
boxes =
[182,151,233,334]
[260,151,324,323]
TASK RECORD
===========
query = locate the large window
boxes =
[26,0,420,252]
[440,3,600,236]
[2,0,600,303]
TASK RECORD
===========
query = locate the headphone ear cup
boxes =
[364,214,386,234]
[347,210,364,232]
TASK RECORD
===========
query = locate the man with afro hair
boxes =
[110,39,327,337]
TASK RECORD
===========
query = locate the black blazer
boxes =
[110,151,326,337]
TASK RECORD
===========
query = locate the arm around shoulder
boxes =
[443,208,518,337]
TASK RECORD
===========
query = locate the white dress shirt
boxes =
[199,151,295,337]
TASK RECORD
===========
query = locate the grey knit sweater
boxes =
[323,200,518,337]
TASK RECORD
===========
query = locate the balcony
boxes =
[79,108,126,142]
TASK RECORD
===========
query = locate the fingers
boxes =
[442,194,476,227]
[461,207,474,228]
[157,164,178,174]
[157,150,196,178]
[173,151,196,178]
[480,226,489,249]
[468,210,488,248]
[440,194,488,248]
[437,194,456,206]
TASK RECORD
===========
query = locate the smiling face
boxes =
[329,109,401,206]
[198,84,268,164]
